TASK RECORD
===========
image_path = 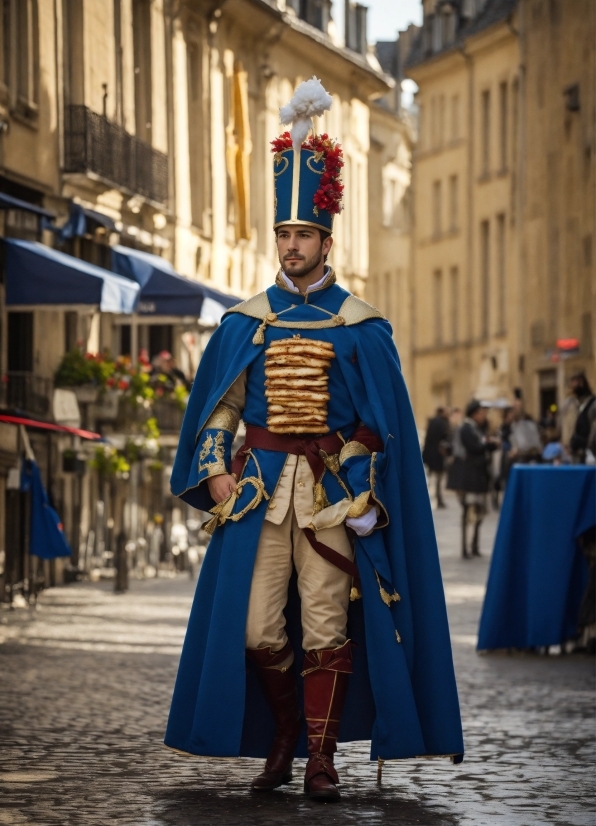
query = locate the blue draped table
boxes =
[478,466,596,650]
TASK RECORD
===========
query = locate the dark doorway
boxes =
[540,386,557,420]
[148,325,172,360]
[120,324,131,357]
[8,312,34,372]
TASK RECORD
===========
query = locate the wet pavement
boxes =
[0,491,594,825]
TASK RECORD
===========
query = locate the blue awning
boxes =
[4,239,139,313]
[55,203,117,240]
[0,193,55,219]
[110,245,240,319]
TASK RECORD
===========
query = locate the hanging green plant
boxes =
[55,347,116,389]
[89,445,130,477]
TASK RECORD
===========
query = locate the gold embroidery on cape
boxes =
[204,404,240,435]
[198,430,227,476]
[370,452,389,528]
[313,481,331,515]
[346,490,372,518]
[339,440,371,465]
[199,433,213,463]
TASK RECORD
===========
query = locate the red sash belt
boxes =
[231,425,344,481]
[231,424,376,586]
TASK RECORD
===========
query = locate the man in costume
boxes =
[165,78,463,801]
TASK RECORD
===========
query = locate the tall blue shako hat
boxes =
[272,77,344,233]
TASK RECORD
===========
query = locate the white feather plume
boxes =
[279,77,333,151]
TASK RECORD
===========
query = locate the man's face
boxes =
[275,225,333,278]
[473,408,488,426]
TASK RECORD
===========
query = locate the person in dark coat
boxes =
[458,400,499,559]
[569,373,596,463]
[422,407,451,508]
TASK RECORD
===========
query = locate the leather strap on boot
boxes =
[246,640,301,791]
[302,640,352,801]
[304,753,340,800]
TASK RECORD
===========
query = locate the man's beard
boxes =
[281,247,323,278]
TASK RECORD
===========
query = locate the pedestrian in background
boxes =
[508,401,542,465]
[457,400,499,559]
[498,407,515,484]
[422,407,451,508]
[569,373,596,463]
[560,381,580,455]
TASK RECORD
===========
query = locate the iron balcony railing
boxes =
[64,105,169,207]
[1,372,52,417]
[153,399,185,433]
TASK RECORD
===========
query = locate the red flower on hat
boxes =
[271,131,344,215]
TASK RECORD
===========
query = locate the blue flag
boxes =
[21,459,72,560]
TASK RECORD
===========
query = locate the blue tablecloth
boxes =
[478,466,596,650]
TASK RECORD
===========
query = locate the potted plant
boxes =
[54,347,116,403]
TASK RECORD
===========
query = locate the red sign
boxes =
[557,338,579,351]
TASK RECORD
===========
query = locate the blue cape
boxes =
[166,283,464,763]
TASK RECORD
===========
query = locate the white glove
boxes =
[346,505,379,537]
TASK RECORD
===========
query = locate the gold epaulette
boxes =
[336,295,384,326]
[226,292,272,321]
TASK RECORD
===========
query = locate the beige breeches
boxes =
[245,494,353,653]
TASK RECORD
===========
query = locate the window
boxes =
[114,0,124,125]
[344,1,367,53]
[132,0,152,144]
[499,81,508,171]
[450,266,459,344]
[511,77,519,218]
[225,60,252,241]
[418,103,425,149]
[432,180,442,237]
[8,312,33,372]
[496,213,506,334]
[383,271,392,318]
[382,165,406,229]
[448,174,458,231]
[2,0,39,118]
[443,9,456,45]
[438,94,445,147]
[430,96,437,148]
[64,311,78,353]
[63,0,84,107]
[451,94,460,141]
[481,89,490,176]
[187,40,205,229]
[433,270,443,345]
[480,220,490,339]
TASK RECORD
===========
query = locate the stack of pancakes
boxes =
[265,336,335,434]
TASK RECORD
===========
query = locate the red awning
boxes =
[0,414,101,440]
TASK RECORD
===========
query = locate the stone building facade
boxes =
[406,0,594,423]
[366,32,418,385]
[0,0,412,595]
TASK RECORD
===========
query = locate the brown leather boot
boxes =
[302,640,352,802]
[246,640,301,791]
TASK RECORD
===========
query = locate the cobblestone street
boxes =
[1,492,594,826]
